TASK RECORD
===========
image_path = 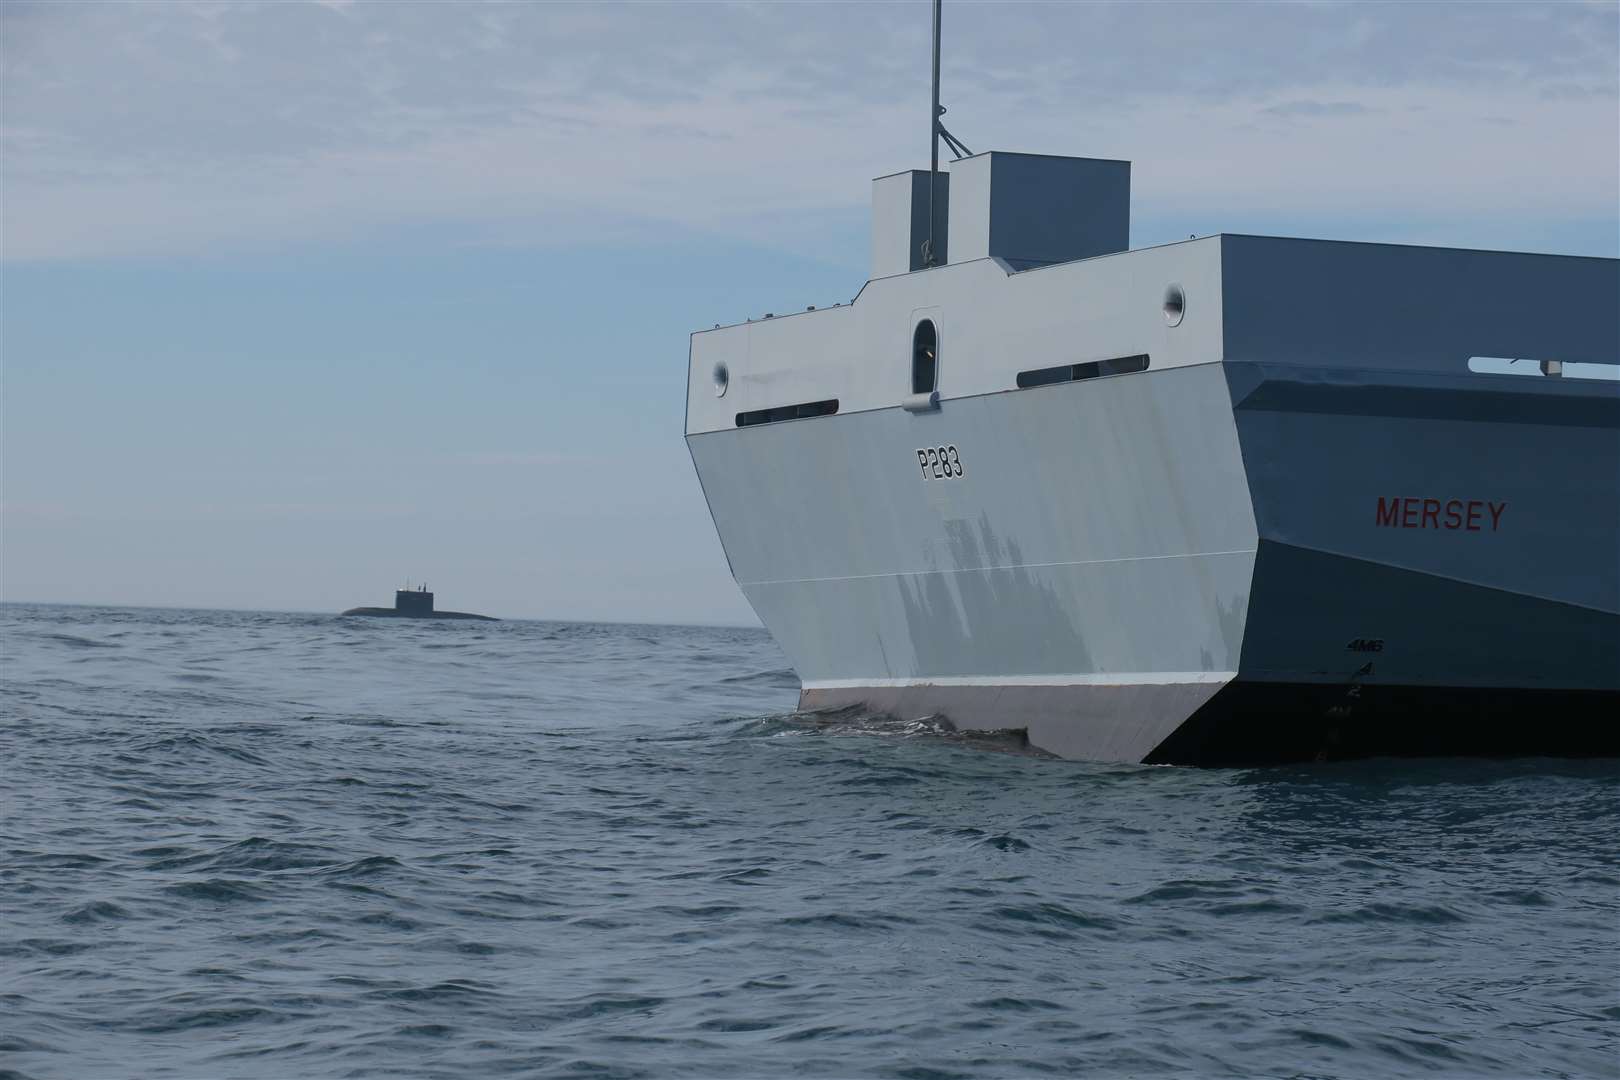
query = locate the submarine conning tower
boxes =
[870,151,1131,279]
[394,585,434,616]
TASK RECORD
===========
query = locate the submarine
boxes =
[341,584,497,621]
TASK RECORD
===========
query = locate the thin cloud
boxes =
[1263,100,1372,118]
[1,1,1614,261]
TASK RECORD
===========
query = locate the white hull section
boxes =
[799,677,1232,763]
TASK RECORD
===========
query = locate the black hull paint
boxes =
[1146,681,1620,766]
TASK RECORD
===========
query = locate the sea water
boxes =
[1,604,1615,1079]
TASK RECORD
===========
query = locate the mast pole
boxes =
[927,0,941,267]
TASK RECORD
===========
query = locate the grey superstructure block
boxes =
[947,152,1130,269]
[871,170,949,278]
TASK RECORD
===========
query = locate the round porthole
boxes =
[712,362,729,397]
[1163,284,1186,327]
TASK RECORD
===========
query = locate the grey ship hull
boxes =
[693,364,1618,763]
[686,235,1619,764]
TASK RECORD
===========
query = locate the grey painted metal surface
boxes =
[685,152,1620,763]
[1238,540,1618,691]
[689,361,1257,762]
[686,236,1225,434]
[947,152,1130,269]
[872,170,948,279]
[1227,367,1618,623]
[1217,237,1619,702]
[1219,236,1619,374]
[690,362,1256,682]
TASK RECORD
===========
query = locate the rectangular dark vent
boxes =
[735,399,839,427]
[1017,354,1149,389]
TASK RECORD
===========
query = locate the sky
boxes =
[3,0,1617,624]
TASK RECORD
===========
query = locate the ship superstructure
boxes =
[683,14,1619,764]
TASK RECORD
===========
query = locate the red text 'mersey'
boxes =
[1376,497,1506,532]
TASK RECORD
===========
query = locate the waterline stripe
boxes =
[801,672,1236,690]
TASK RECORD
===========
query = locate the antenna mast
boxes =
[925,0,941,267]
[924,0,972,268]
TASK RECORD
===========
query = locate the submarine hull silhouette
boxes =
[341,587,497,621]
[340,606,497,621]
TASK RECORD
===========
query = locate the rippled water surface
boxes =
[2,604,1616,1079]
